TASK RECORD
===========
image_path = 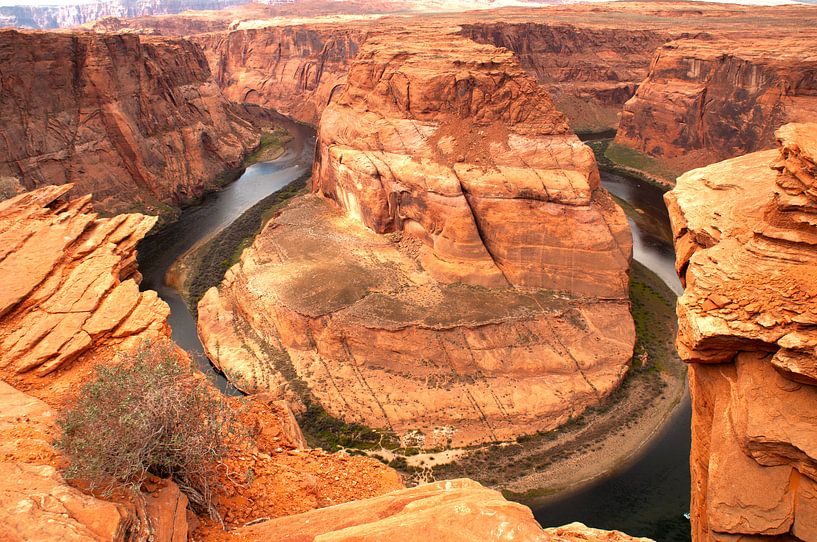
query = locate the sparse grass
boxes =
[244,130,293,166]
[182,174,310,311]
[604,141,683,186]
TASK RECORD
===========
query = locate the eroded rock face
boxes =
[194,25,365,126]
[460,22,667,132]
[666,123,817,539]
[0,29,263,215]
[199,28,634,447]
[231,479,652,542]
[0,185,170,398]
[618,38,817,170]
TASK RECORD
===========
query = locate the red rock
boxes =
[0,29,264,215]
[0,185,170,397]
[667,123,817,539]
[617,37,817,171]
[198,27,634,447]
[232,479,651,542]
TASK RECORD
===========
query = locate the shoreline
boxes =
[388,261,686,498]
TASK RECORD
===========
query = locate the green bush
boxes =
[56,342,236,517]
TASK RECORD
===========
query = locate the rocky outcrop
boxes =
[617,37,817,170]
[199,28,634,447]
[0,185,169,398]
[230,479,652,542]
[193,25,366,126]
[0,29,265,215]
[666,123,817,539]
[460,22,667,132]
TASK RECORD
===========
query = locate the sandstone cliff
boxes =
[198,28,634,448]
[617,37,817,171]
[666,123,817,539]
[0,29,264,215]
[193,25,366,126]
[0,184,170,397]
[460,22,667,133]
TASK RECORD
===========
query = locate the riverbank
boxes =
[166,173,309,312]
[396,260,685,496]
[583,136,679,190]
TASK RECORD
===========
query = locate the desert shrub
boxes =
[56,342,236,517]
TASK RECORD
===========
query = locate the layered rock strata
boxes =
[0,184,169,398]
[618,38,817,170]
[199,29,634,447]
[666,123,817,539]
[194,25,366,126]
[460,22,667,132]
[231,479,652,542]
[0,29,264,215]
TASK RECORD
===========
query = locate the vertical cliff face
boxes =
[460,22,667,133]
[198,27,634,448]
[666,123,817,539]
[313,28,632,295]
[0,29,263,215]
[194,25,366,126]
[618,38,817,170]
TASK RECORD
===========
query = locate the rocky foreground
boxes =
[666,123,817,540]
[198,27,634,448]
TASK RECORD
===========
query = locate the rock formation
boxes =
[460,22,667,133]
[229,479,652,542]
[617,37,817,171]
[0,184,169,398]
[666,123,817,539]
[198,28,634,447]
[0,29,265,215]
[194,25,366,126]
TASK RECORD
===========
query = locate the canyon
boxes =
[1,1,816,541]
[197,25,635,448]
[666,123,817,539]
[0,29,270,217]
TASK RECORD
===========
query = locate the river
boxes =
[138,128,691,540]
[137,119,316,393]
[532,170,692,541]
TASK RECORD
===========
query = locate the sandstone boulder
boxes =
[0,185,170,399]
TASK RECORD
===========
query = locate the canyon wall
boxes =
[617,37,817,170]
[460,22,667,133]
[666,123,817,540]
[198,27,634,448]
[193,25,366,126]
[0,29,265,215]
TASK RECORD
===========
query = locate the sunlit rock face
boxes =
[229,479,654,542]
[198,27,634,448]
[0,185,169,397]
[666,123,817,540]
[0,29,262,215]
[617,38,817,170]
